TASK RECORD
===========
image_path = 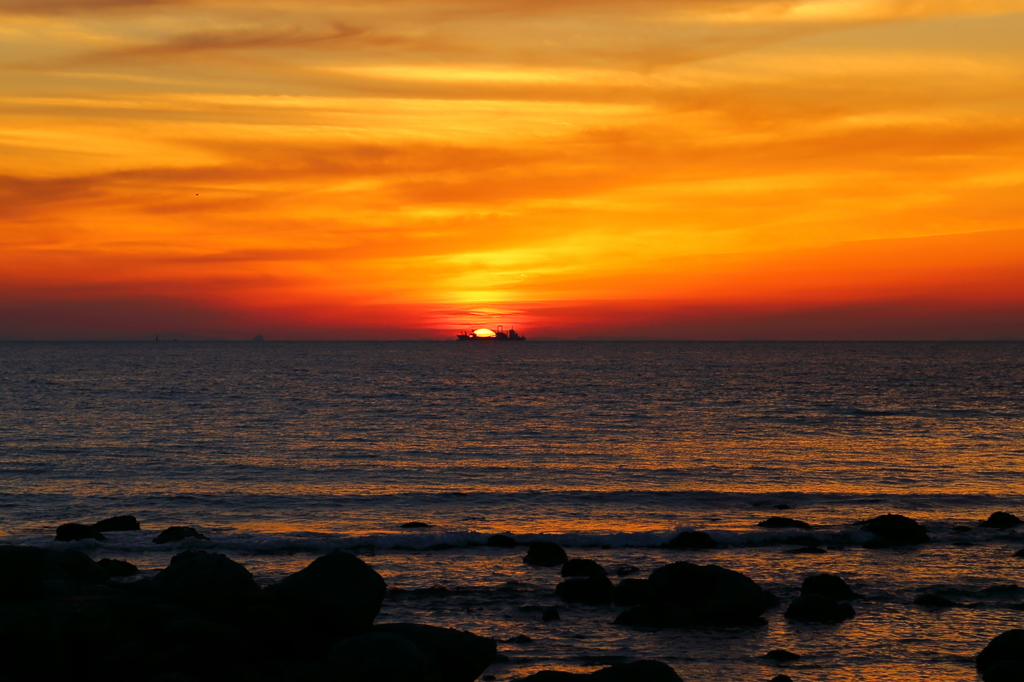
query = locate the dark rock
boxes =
[524,542,568,567]
[520,673,587,682]
[664,531,716,550]
[786,546,826,555]
[55,523,105,542]
[92,515,141,532]
[765,649,801,662]
[614,578,649,607]
[487,534,518,548]
[615,562,770,627]
[153,550,260,611]
[98,558,139,577]
[982,512,1024,529]
[329,632,437,682]
[161,617,248,671]
[0,546,108,600]
[1015,549,1024,558]
[800,574,860,600]
[484,677,496,682]
[264,550,387,638]
[374,623,497,682]
[556,575,614,605]
[914,593,958,608]
[401,521,432,528]
[506,634,532,643]
[862,514,928,546]
[616,565,640,577]
[770,676,794,682]
[542,606,560,621]
[784,594,855,623]
[561,559,607,578]
[152,526,208,544]
[758,517,812,530]
[978,630,1024,681]
[590,660,683,682]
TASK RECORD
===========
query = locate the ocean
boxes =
[2,340,1023,680]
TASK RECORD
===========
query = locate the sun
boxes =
[472,328,497,338]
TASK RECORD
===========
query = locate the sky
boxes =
[2,0,1023,340]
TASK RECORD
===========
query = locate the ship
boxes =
[456,325,526,341]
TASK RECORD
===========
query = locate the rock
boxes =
[590,660,683,682]
[982,512,1024,529]
[92,515,141,532]
[914,593,958,608]
[664,531,716,550]
[615,562,771,627]
[1015,549,1024,558]
[758,517,812,530]
[784,594,855,623]
[486,534,518,548]
[264,550,387,637]
[614,578,649,607]
[98,558,139,578]
[800,574,860,600]
[401,522,431,528]
[506,634,532,643]
[786,546,826,554]
[374,623,497,682]
[0,546,107,601]
[556,575,614,605]
[153,551,260,611]
[55,523,105,542]
[616,565,640,577]
[770,676,794,682]
[152,526,208,544]
[524,542,568,567]
[519,673,586,682]
[542,606,560,621]
[329,632,437,682]
[765,649,801,662]
[861,514,928,546]
[561,559,607,578]
[978,630,1024,681]
[162,617,248,672]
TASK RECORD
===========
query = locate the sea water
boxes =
[1,340,1023,680]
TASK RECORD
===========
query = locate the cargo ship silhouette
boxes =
[456,325,525,341]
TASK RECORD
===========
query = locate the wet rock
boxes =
[758,517,812,530]
[1014,549,1024,558]
[616,565,640,577]
[914,593,958,608]
[614,578,649,607]
[401,521,432,528]
[524,542,568,567]
[784,594,855,623]
[152,526,208,544]
[615,562,771,627]
[55,523,105,542]
[982,512,1024,529]
[786,546,826,555]
[519,673,586,682]
[264,550,387,637]
[153,550,260,611]
[92,515,141,532]
[556,575,614,605]
[664,531,716,550]
[161,617,248,673]
[978,629,1024,681]
[561,559,607,578]
[590,660,682,682]
[0,546,107,600]
[770,676,794,682]
[487,534,518,548]
[861,514,929,547]
[374,623,497,682]
[506,634,532,644]
[765,649,801,662]
[542,606,560,621]
[330,632,437,682]
[800,574,860,601]
[98,558,139,578]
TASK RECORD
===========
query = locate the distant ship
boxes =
[457,325,526,341]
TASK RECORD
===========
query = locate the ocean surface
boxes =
[2,340,1023,680]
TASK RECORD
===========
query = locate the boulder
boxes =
[784,594,855,623]
[98,558,139,578]
[153,550,260,611]
[561,559,606,578]
[92,515,141,532]
[263,550,387,637]
[401,522,432,528]
[664,531,716,550]
[982,512,1024,529]
[330,632,438,682]
[914,593,958,608]
[556,575,614,605]
[978,630,1024,681]
[615,562,770,627]
[757,517,811,530]
[0,546,107,601]
[55,523,105,542]
[486,534,518,549]
[590,660,682,682]
[800,574,860,600]
[153,526,208,544]
[373,623,496,682]
[524,542,568,567]
[770,676,794,682]
[614,578,649,607]
[862,514,928,546]
[765,649,801,662]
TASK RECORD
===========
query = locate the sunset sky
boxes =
[2,0,1023,340]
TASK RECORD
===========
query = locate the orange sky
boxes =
[2,0,1024,339]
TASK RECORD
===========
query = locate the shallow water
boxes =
[2,340,1023,680]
